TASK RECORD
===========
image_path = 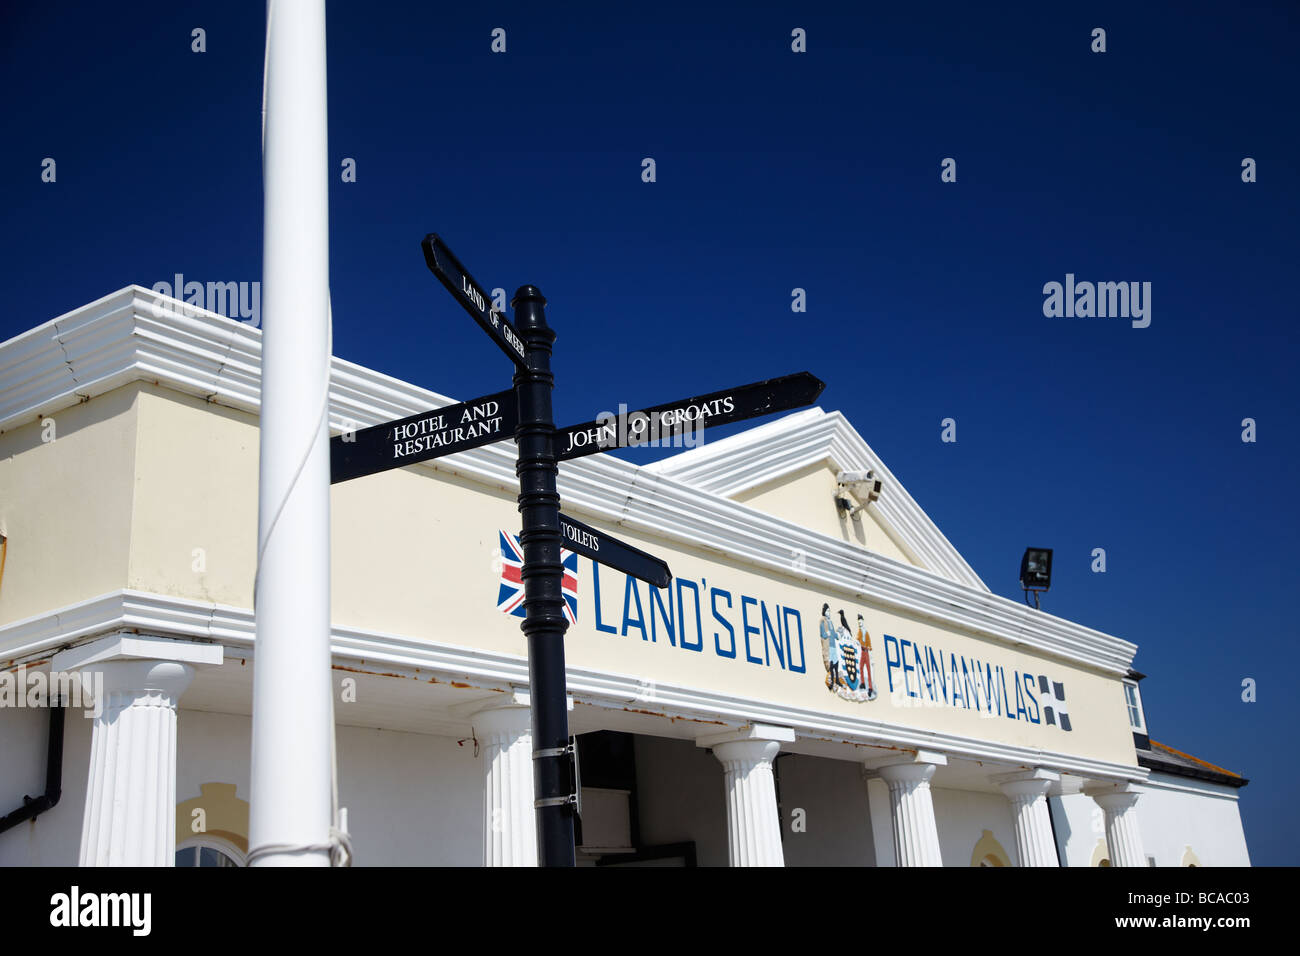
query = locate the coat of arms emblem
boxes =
[819,604,877,702]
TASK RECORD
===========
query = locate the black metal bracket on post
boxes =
[511,284,577,867]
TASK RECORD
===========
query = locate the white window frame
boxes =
[175,835,246,868]
[1123,679,1147,734]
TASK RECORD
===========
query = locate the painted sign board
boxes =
[421,234,527,367]
[554,372,826,461]
[330,389,517,484]
[559,512,671,588]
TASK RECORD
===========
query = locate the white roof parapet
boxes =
[0,287,1139,676]
[647,405,988,592]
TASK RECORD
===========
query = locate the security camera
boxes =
[835,470,882,516]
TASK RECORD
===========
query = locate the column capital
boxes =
[696,723,796,750]
[471,702,532,737]
[863,750,948,779]
[1085,783,1143,812]
[710,738,783,769]
[1084,780,1141,793]
[994,768,1060,798]
[1083,780,1142,797]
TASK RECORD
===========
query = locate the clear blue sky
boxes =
[2,2,1295,863]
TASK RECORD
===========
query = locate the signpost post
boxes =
[509,284,575,866]
[337,233,827,865]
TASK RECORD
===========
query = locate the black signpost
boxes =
[509,284,578,865]
[337,233,827,866]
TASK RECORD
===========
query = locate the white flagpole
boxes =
[249,0,335,867]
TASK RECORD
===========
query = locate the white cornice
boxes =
[0,286,1138,676]
[0,589,1146,785]
[646,406,989,591]
[1138,771,1241,801]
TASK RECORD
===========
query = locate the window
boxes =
[175,839,243,867]
[1122,680,1146,733]
[1125,685,1140,725]
[969,830,1011,867]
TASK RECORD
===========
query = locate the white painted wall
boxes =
[1052,778,1249,867]
[634,734,876,866]
[633,734,730,866]
[932,786,1024,867]
[1053,793,1112,867]
[0,703,92,866]
[334,722,480,866]
[174,710,483,867]
[1134,774,1250,867]
[176,710,251,810]
[2,706,482,867]
[774,752,875,866]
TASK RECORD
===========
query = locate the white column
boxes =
[1086,784,1147,867]
[698,724,795,867]
[994,768,1060,867]
[52,635,222,867]
[470,694,537,867]
[865,751,946,866]
[251,0,334,868]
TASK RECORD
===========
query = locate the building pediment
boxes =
[647,408,987,591]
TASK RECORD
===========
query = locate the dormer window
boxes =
[1123,679,1147,734]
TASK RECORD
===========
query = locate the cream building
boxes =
[0,287,1251,867]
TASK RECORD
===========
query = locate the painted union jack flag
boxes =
[497,529,578,623]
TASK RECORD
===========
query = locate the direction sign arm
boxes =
[329,389,518,484]
[558,512,672,589]
[553,371,826,461]
[422,234,527,367]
